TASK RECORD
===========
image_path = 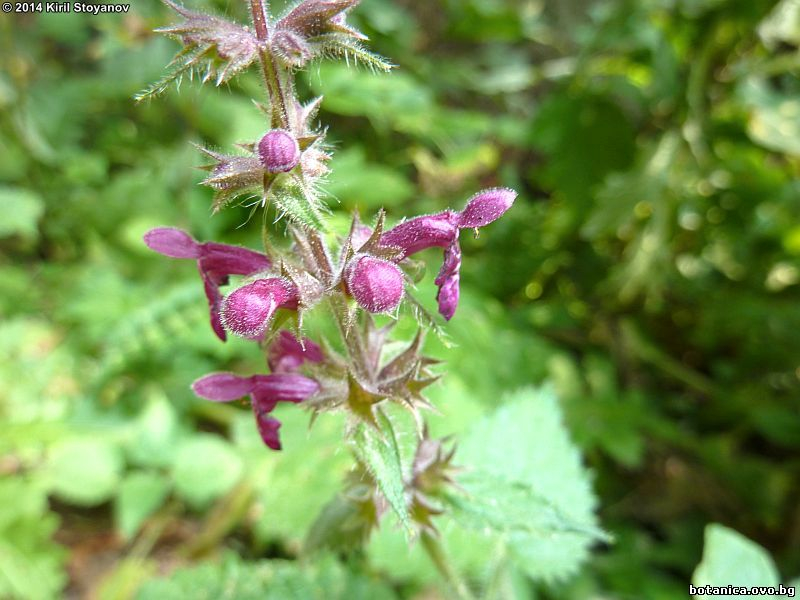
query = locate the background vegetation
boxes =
[1,0,799,597]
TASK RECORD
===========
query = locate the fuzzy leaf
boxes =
[450,386,602,583]
[350,411,411,534]
[137,553,397,600]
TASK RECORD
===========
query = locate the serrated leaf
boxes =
[350,412,411,534]
[451,386,602,583]
[692,524,780,595]
[115,471,171,540]
[136,554,398,600]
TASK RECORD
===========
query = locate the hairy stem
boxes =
[248,0,269,40]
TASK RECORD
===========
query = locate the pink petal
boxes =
[346,254,405,313]
[192,372,255,401]
[221,278,299,339]
[457,187,516,229]
[143,227,201,259]
[268,330,324,373]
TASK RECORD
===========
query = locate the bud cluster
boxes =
[139,0,517,536]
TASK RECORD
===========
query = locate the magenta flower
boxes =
[220,278,300,339]
[378,187,516,320]
[268,330,324,373]
[258,129,301,173]
[193,371,320,450]
[143,228,272,340]
[345,254,405,314]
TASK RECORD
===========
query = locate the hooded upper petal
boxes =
[457,187,516,229]
[144,227,201,259]
[379,212,459,259]
[192,372,255,401]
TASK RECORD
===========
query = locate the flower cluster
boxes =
[145,188,513,447]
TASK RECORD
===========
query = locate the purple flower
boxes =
[143,227,272,340]
[345,254,405,313]
[434,240,462,321]
[220,278,299,339]
[258,129,301,173]
[268,330,324,373]
[378,187,516,320]
[192,371,320,450]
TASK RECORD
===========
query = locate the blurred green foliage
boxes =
[2,0,800,597]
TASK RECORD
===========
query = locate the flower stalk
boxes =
[139,0,516,557]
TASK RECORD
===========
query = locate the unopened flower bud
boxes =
[345,254,405,313]
[258,129,300,173]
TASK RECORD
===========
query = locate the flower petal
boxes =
[192,372,254,401]
[380,212,459,259]
[346,254,405,313]
[268,330,324,373]
[221,278,299,339]
[254,413,283,450]
[457,187,517,229]
[434,240,462,321]
[252,373,321,406]
[200,243,272,275]
[143,227,201,259]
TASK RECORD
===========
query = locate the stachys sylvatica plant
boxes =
[138,0,515,582]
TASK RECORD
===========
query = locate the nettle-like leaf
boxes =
[368,386,603,588]
[135,0,259,101]
[350,411,412,534]
[137,553,397,600]
[449,386,605,583]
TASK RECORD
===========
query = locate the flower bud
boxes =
[457,187,517,229]
[258,129,300,173]
[221,278,299,339]
[434,241,461,321]
[346,254,405,313]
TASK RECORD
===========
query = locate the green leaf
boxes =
[350,412,411,534]
[0,478,67,600]
[450,386,603,583]
[692,524,780,594]
[115,471,171,540]
[136,554,398,600]
[172,435,243,509]
[45,439,124,506]
[0,187,44,241]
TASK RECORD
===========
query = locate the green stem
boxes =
[420,532,476,600]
